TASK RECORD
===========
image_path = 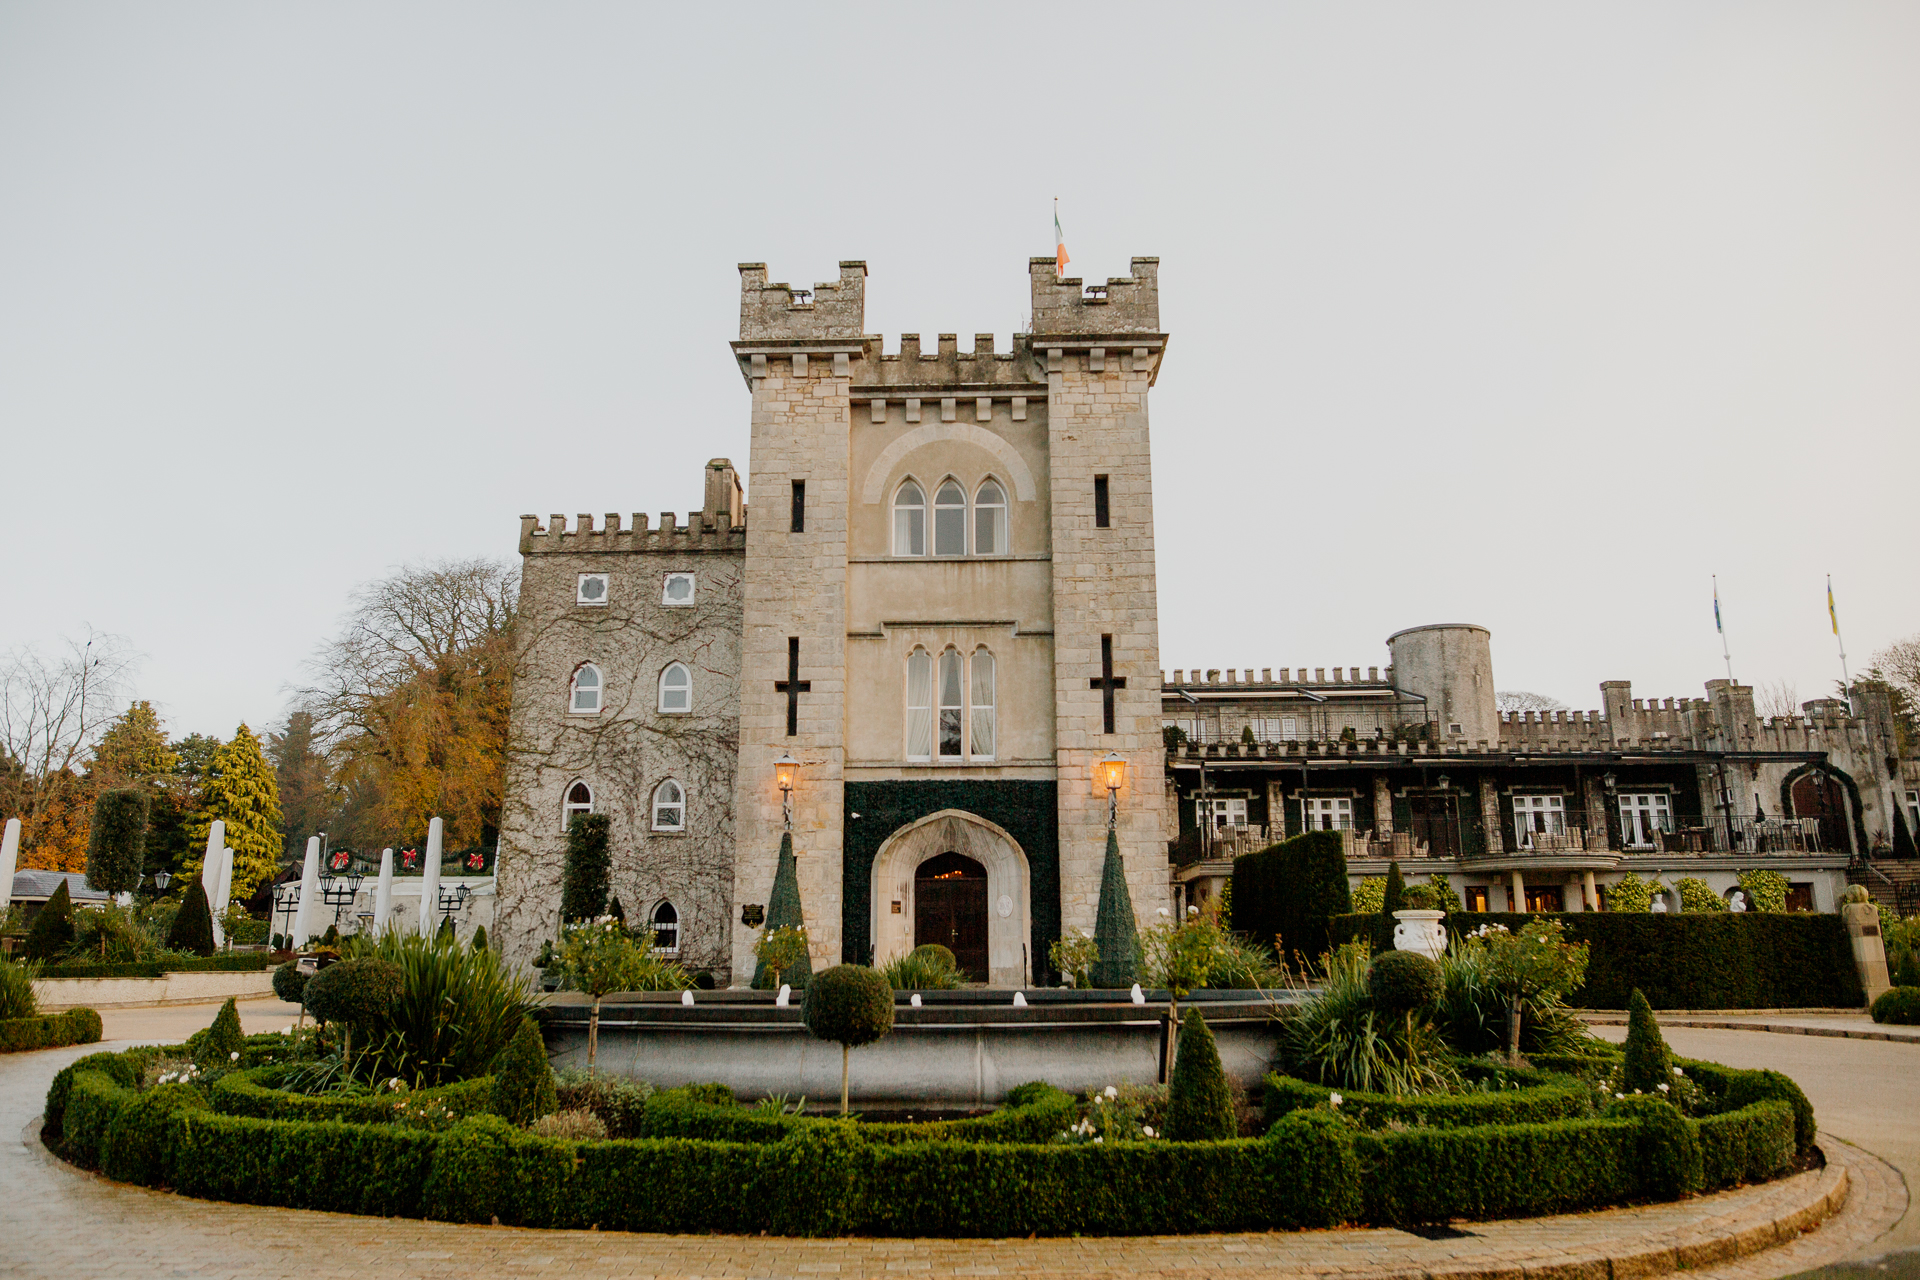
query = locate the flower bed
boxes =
[42,1040,1814,1236]
[0,1007,102,1053]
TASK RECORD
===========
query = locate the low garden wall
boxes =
[41,1042,1814,1237]
[539,989,1297,1108]
[1330,912,1864,1009]
[34,969,278,1010]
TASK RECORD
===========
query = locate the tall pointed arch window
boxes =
[652,779,685,832]
[658,662,691,713]
[969,649,996,759]
[937,649,965,758]
[569,663,602,714]
[906,649,933,760]
[651,900,679,954]
[893,481,926,556]
[933,481,967,556]
[562,780,593,831]
[973,480,1006,555]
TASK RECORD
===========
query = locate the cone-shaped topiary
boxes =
[803,963,895,1114]
[560,814,611,922]
[166,880,216,956]
[1166,1008,1236,1140]
[1369,949,1445,1012]
[471,925,489,952]
[491,1017,557,1126]
[1622,988,1673,1093]
[1381,860,1406,915]
[197,996,246,1068]
[1090,826,1138,988]
[23,879,76,961]
[753,831,813,990]
[436,916,455,944]
[85,787,149,899]
[607,896,625,923]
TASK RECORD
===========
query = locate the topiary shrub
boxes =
[1871,987,1920,1025]
[560,813,611,922]
[1621,989,1672,1092]
[85,788,149,900]
[803,964,895,1114]
[1381,861,1406,915]
[910,943,956,970]
[196,997,246,1069]
[302,957,402,1063]
[1607,1094,1702,1198]
[1233,830,1350,971]
[471,925,489,952]
[1368,950,1444,1012]
[1166,1008,1235,1140]
[1397,884,1441,912]
[23,880,76,961]
[491,1017,557,1126]
[1090,827,1137,988]
[166,880,216,956]
[1674,877,1726,913]
[271,961,308,1008]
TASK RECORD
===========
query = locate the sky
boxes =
[2,2,1916,740]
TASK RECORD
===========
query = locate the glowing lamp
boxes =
[1097,752,1128,794]
[774,751,801,794]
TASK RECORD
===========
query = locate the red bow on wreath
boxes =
[466,852,485,871]
[401,849,419,870]
[329,850,350,870]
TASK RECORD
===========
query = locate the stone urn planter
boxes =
[1391,909,1447,960]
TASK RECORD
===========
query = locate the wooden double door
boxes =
[914,852,989,982]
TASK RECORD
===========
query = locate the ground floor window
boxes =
[651,900,679,953]
[1524,885,1563,912]
[1464,884,1490,912]
[1785,882,1815,912]
[1617,792,1671,848]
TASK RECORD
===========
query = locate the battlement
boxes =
[518,511,747,555]
[1161,667,1391,688]
[1029,256,1160,336]
[854,333,1046,393]
[738,261,867,341]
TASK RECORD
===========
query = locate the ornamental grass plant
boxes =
[879,947,964,991]
[1276,943,1461,1095]
[0,957,40,1021]
[344,926,533,1087]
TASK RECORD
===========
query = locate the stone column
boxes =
[1584,870,1600,912]
[373,848,395,929]
[418,817,444,937]
[1509,869,1525,913]
[0,818,18,916]
[290,837,321,949]
[1373,776,1394,835]
[1842,898,1891,1003]
[1565,874,1584,912]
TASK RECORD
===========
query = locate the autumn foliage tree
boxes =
[186,725,283,900]
[297,558,517,852]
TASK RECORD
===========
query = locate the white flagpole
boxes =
[1713,575,1733,681]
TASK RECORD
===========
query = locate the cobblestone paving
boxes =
[0,1007,1902,1280]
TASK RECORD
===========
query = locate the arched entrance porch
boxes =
[869,810,1032,987]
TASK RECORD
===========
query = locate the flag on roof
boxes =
[1828,576,1839,636]
[1054,199,1069,275]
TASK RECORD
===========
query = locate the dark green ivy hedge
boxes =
[1329,911,1864,1009]
[48,1045,1808,1236]
[0,1007,102,1054]
[1233,831,1350,970]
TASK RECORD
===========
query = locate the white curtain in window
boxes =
[906,650,933,759]
[969,649,995,758]
[933,481,967,555]
[974,480,1006,555]
[893,482,925,556]
[938,649,964,757]
[659,662,691,712]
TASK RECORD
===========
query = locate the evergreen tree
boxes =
[1091,826,1138,988]
[167,880,216,956]
[85,786,150,898]
[23,879,76,961]
[92,702,178,785]
[197,996,246,1068]
[1381,860,1406,915]
[607,896,626,924]
[187,725,283,901]
[266,711,332,860]
[491,1017,557,1126]
[1166,1008,1236,1140]
[752,830,812,989]
[1621,988,1673,1093]
[559,814,611,922]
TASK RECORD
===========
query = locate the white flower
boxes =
[1656,1083,1669,1093]
[1328,1092,1342,1107]
[1616,1092,1625,1099]
[1104,1085,1118,1100]
[1633,1089,1642,1095]
[1157,907,1170,918]
[230,1051,240,1061]
[1093,1136,1103,1145]
[1187,905,1199,916]
[1673,1067,1685,1077]
[1142,1125,1155,1138]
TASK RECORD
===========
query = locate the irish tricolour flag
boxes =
[1054,200,1069,275]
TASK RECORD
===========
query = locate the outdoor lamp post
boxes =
[437,882,471,920]
[319,864,365,929]
[775,750,800,831]
[1098,751,1127,830]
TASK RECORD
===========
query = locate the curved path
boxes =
[0,1001,1906,1280]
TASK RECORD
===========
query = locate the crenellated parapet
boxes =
[1029,257,1160,335]
[519,511,747,555]
[737,261,867,341]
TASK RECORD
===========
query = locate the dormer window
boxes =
[577,573,609,606]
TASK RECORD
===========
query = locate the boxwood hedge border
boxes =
[0,1007,102,1054]
[42,1044,1813,1236]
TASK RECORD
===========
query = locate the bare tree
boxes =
[0,629,139,868]
[1872,636,1920,706]
[1496,691,1568,713]
[1755,678,1800,719]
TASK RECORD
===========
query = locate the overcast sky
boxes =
[3,2,1916,741]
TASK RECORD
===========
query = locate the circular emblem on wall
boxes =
[996,894,1013,919]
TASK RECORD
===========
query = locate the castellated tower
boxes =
[727,256,1172,987]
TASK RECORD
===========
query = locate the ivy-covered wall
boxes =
[841,780,1061,982]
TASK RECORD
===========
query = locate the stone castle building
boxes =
[494,257,1173,983]
[494,256,1920,983]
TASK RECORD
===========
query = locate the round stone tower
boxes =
[1386,624,1497,744]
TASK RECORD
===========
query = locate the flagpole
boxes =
[1829,575,1852,697]
[1717,575,1733,681]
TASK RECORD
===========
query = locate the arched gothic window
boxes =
[562,780,593,831]
[651,900,679,953]
[569,663,602,714]
[906,649,933,760]
[893,481,926,556]
[937,649,965,758]
[933,481,967,556]
[652,779,685,831]
[974,480,1006,555]
[658,662,691,713]
[969,649,996,758]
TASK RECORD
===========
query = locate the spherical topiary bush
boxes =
[303,957,402,1061]
[909,943,957,971]
[1368,950,1444,1012]
[271,961,309,1008]
[1871,987,1920,1026]
[803,964,895,1114]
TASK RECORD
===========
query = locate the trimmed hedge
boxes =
[209,1065,495,1124]
[41,953,279,979]
[1329,911,1864,1008]
[1264,1072,1593,1131]
[0,1007,103,1054]
[1233,831,1350,969]
[636,1081,1078,1146]
[1872,987,1920,1025]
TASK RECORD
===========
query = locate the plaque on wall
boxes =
[741,904,765,927]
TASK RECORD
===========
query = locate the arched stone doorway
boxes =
[869,810,1032,987]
